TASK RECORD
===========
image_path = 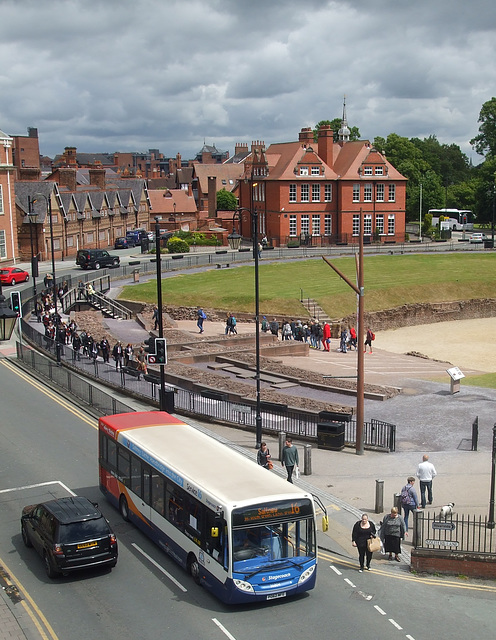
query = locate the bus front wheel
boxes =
[119,495,130,522]
[188,553,201,585]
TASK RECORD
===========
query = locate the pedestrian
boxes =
[281,437,299,483]
[400,476,419,531]
[261,316,269,333]
[322,321,331,351]
[282,320,292,341]
[227,313,237,335]
[270,318,279,337]
[152,306,159,331]
[124,343,134,367]
[112,341,124,370]
[416,454,437,508]
[136,346,148,378]
[72,332,82,361]
[197,307,206,333]
[85,282,95,303]
[339,326,348,353]
[364,327,374,353]
[379,507,406,562]
[99,337,110,363]
[352,513,377,572]
[257,242,262,259]
[348,325,357,350]
[77,280,85,300]
[257,442,272,470]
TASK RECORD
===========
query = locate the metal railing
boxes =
[414,511,495,554]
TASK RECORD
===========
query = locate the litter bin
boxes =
[484,239,494,249]
[317,421,345,451]
[163,389,175,413]
[393,493,402,512]
[132,269,140,283]
[141,239,149,253]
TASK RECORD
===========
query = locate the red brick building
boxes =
[237,125,407,246]
[0,129,18,264]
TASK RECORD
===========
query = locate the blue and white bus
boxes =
[99,411,319,604]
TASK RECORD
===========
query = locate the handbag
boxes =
[267,460,273,470]
[294,465,300,479]
[367,536,381,553]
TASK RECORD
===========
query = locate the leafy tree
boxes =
[216,188,237,211]
[470,97,496,157]
[472,156,496,224]
[313,119,360,143]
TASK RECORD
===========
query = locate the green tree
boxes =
[216,188,237,211]
[313,119,360,143]
[472,157,496,224]
[470,97,496,157]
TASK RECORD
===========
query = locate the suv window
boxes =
[58,518,111,543]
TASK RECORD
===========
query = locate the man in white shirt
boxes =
[416,454,437,508]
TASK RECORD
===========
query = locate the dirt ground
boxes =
[378,317,496,373]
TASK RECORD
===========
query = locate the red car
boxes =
[0,267,30,286]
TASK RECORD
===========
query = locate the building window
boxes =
[0,185,3,214]
[388,184,396,202]
[324,214,332,236]
[52,214,58,224]
[299,166,309,176]
[67,236,74,247]
[289,215,297,237]
[312,215,321,236]
[301,184,309,202]
[364,184,372,202]
[53,238,61,250]
[301,215,310,236]
[312,184,320,202]
[311,166,320,175]
[99,231,106,241]
[352,214,360,236]
[86,233,94,243]
[353,184,360,202]
[364,214,372,236]
[388,214,395,235]
[376,214,384,235]
[363,166,373,176]
[376,184,384,202]
[375,167,384,175]
[289,184,297,203]
[0,230,6,258]
[324,184,332,202]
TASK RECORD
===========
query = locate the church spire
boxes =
[338,95,350,143]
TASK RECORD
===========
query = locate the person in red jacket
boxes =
[322,322,331,351]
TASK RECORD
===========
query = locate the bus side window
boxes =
[151,474,165,516]
[168,492,184,529]
[205,511,224,564]
[130,454,142,498]
[117,448,131,486]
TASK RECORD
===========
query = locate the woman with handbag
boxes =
[380,506,406,562]
[257,442,272,470]
[352,514,377,572]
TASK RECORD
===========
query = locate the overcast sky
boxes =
[1,0,494,163]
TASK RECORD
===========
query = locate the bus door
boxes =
[130,456,151,522]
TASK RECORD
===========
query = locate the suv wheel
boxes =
[44,551,60,579]
[21,523,33,548]
[94,262,101,270]
[112,258,119,267]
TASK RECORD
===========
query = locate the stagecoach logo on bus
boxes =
[128,442,184,487]
[262,573,291,582]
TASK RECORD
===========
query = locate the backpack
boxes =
[371,332,375,340]
[400,485,412,505]
[200,310,207,319]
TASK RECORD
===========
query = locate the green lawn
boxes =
[119,253,496,318]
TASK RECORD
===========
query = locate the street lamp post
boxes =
[34,191,60,363]
[228,207,262,448]
[27,197,38,300]
[154,216,167,411]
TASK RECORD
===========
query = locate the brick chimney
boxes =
[89,165,106,190]
[18,167,41,181]
[235,143,248,156]
[63,147,77,166]
[318,124,334,168]
[298,127,314,144]
[207,176,217,217]
[58,168,77,191]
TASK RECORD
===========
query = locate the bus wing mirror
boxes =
[211,527,219,538]
[322,516,329,532]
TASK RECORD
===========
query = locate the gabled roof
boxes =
[333,141,406,180]
[224,150,251,165]
[53,151,115,167]
[148,189,198,215]
[15,181,59,223]
[76,167,119,185]
[265,142,339,180]
[193,163,244,193]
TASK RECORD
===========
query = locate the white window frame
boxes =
[311,166,320,176]
[289,184,297,203]
[312,214,321,236]
[375,167,384,175]
[388,184,396,202]
[301,215,310,236]
[0,184,3,214]
[376,214,384,235]
[363,184,372,202]
[353,184,360,202]
[376,184,384,202]
[300,184,309,202]
[352,214,360,236]
[324,184,332,202]
[324,214,332,236]
[299,166,309,176]
[364,214,372,236]
[363,166,373,176]
[0,230,6,257]
[388,214,395,235]
[312,184,320,202]
[289,214,297,237]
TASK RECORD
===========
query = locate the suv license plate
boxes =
[77,541,98,549]
[267,592,286,600]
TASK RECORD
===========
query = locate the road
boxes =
[0,360,495,640]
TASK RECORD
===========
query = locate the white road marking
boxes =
[344,578,356,587]
[330,565,342,575]
[0,480,76,496]
[212,618,237,640]
[406,636,416,640]
[132,543,188,592]
[389,619,403,630]
[374,605,387,615]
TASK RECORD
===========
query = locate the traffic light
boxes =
[144,337,156,354]
[155,338,167,365]
[10,291,22,318]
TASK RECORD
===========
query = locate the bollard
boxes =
[278,431,286,461]
[393,492,402,512]
[375,479,384,513]
[303,444,312,476]
[133,269,140,283]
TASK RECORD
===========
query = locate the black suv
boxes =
[21,496,118,578]
[76,249,120,270]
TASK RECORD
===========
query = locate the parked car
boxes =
[114,237,129,249]
[76,249,120,270]
[0,267,30,286]
[126,230,147,247]
[469,233,486,244]
[21,496,118,578]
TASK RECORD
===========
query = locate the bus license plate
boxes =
[267,592,286,600]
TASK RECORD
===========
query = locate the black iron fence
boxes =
[414,511,495,554]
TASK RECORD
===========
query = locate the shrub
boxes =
[167,237,190,254]
[287,240,300,248]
